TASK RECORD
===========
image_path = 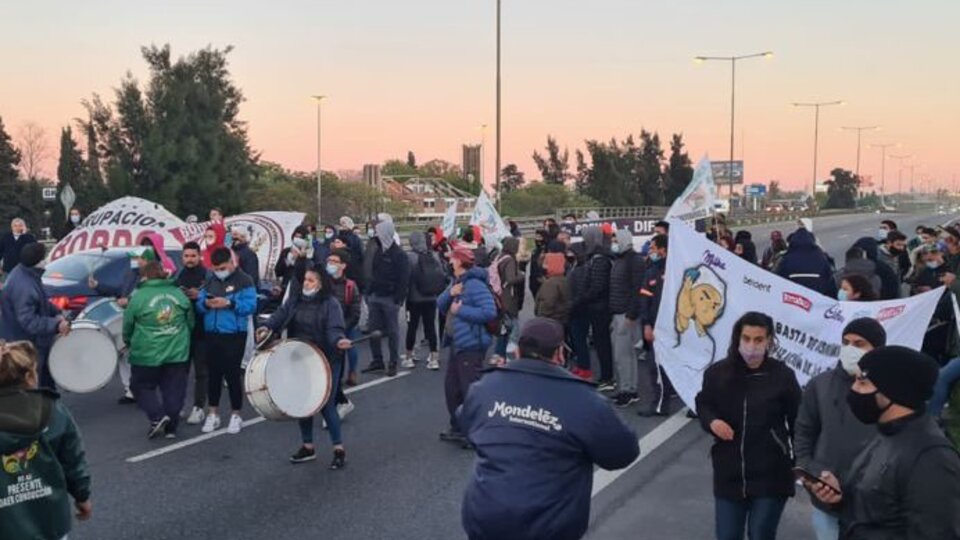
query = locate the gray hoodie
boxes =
[376,220,396,251]
[582,226,603,256]
[407,231,446,303]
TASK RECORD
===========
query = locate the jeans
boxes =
[638,345,666,412]
[368,294,401,367]
[405,301,438,352]
[299,358,344,446]
[206,333,246,411]
[570,313,591,371]
[611,314,640,394]
[929,356,960,418]
[38,346,56,390]
[189,336,209,408]
[810,507,840,540]
[494,315,521,358]
[345,327,360,375]
[588,310,613,381]
[715,496,787,540]
[131,363,189,432]
[445,349,484,432]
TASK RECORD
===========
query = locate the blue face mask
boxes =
[325,263,340,277]
[877,228,888,241]
[214,270,231,280]
[649,252,661,262]
[838,289,849,301]
[611,243,622,254]
[292,237,307,249]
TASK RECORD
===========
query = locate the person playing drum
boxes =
[257,268,353,469]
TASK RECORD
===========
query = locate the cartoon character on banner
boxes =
[674,264,727,372]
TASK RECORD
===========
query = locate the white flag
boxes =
[470,191,511,244]
[665,156,717,224]
[442,200,459,239]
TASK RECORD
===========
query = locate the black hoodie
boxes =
[852,237,900,300]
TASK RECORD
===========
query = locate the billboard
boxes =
[711,161,744,186]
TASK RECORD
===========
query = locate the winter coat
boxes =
[232,242,261,289]
[458,358,639,540]
[407,231,447,304]
[196,270,257,335]
[851,237,899,300]
[528,243,546,298]
[274,246,315,292]
[0,232,36,273]
[367,223,410,303]
[839,414,960,539]
[535,276,571,325]
[263,292,346,360]
[794,365,875,514]
[0,388,90,540]
[608,233,643,319]
[695,355,802,500]
[777,229,838,297]
[578,228,611,314]
[331,277,361,330]
[0,265,61,352]
[639,258,666,329]
[497,237,525,318]
[174,265,209,339]
[437,267,497,354]
[122,279,195,367]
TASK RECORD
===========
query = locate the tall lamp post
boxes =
[889,154,911,196]
[312,95,326,223]
[494,0,502,208]
[870,142,896,201]
[793,100,844,201]
[694,51,773,201]
[841,125,879,178]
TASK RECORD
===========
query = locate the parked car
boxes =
[764,203,785,213]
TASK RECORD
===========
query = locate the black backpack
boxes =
[415,252,447,296]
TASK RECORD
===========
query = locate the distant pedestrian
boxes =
[535,250,571,325]
[231,225,260,289]
[492,236,525,361]
[608,229,643,408]
[405,231,446,371]
[0,218,37,277]
[776,228,837,297]
[361,219,410,377]
[638,234,670,417]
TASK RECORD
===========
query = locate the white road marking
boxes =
[591,408,693,497]
[126,371,413,463]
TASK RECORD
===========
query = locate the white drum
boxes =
[49,320,119,393]
[244,339,332,421]
[76,298,124,350]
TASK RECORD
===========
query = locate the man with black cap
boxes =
[795,318,886,540]
[458,318,639,540]
[808,346,960,539]
[0,242,69,388]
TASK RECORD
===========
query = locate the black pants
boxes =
[444,349,484,432]
[206,333,246,411]
[588,310,613,381]
[190,336,209,408]
[405,301,438,352]
[131,363,189,431]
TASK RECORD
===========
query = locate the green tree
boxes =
[532,136,571,185]
[0,116,20,185]
[636,130,664,206]
[406,151,416,169]
[767,180,783,200]
[0,116,44,232]
[501,182,598,217]
[662,133,693,205]
[500,163,525,193]
[54,127,86,234]
[824,168,860,209]
[382,159,418,177]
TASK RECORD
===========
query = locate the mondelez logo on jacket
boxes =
[488,401,563,432]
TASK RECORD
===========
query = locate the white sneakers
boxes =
[400,353,415,369]
[426,352,440,371]
[201,414,221,433]
[337,400,355,420]
[186,407,205,425]
[227,414,243,434]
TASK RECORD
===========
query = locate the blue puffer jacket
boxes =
[196,270,258,334]
[0,265,61,350]
[777,229,837,297]
[458,359,640,540]
[437,267,497,354]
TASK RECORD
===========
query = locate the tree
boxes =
[0,117,45,233]
[382,159,418,177]
[767,180,783,200]
[662,133,693,205]
[17,122,50,180]
[572,131,666,207]
[824,168,860,209]
[0,116,20,185]
[499,164,525,193]
[636,130,665,206]
[406,151,417,169]
[501,182,599,217]
[532,136,571,185]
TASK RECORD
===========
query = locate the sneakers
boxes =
[164,432,177,440]
[361,362,385,374]
[337,400,355,420]
[400,353,415,369]
[227,414,243,434]
[290,446,317,464]
[439,429,467,445]
[596,380,616,392]
[118,388,135,405]
[329,448,346,470]
[426,352,439,371]
[346,371,359,387]
[186,406,205,425]
[386,362,398,377]
[613,393,640,408]
[201,414,221,433]
[148,416,170,439]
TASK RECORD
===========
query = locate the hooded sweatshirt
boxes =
[776,229,837,297]
[579,226,612,313]
[367,220,410,303]
[852,237,900,300]
[609,229,642,319]
[0,388,90,540]
[407,231,447,303]
[497,237,525,318]
[143,232,177,276]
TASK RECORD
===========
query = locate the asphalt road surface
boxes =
[59,211,954,540]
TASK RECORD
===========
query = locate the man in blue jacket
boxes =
[458,318,640,540]
[0,242,69,388]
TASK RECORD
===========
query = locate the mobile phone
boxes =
[793,467,840,493]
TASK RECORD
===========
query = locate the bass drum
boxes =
[244,339,332,421]
[76,298,125,350]
[49,320,119,393]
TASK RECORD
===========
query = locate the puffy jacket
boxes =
[579,227,611,313]
[609,231,643,319]
[777,229,838,297]
[437,267,497,354]
[232,242,260,289]
[0,265,61,351]
[0,232,36,273]
[535,276,571,325]
[0,388,90,540]
[794,365,875,515]
[458,358,639,540]
[639,257,666,329]
[496,237,525,318]
[695,355,802,500]
[196,270,257,334]
[407,231,447,304]
[528,243,546,298]
[368,240,410,304]
[122,279,195,367]
[852,237,899,300]
[839,414,960,539]
[263,292,346,359]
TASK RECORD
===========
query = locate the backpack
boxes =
[487,254,508,296]
[484,282,506,335]
[415,252,447,296]
[344,279,358,306]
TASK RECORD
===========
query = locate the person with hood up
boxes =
[0,242,69,390]
[361,219,410,377]
[0,340,92,540]
[337,216,365,287]
[535,248,571,325]
[608,229,644,407]
[230,225,260,289]
[493,236,525,361]
[776,228,838,297]
[734,231,758,265]
[850,236,899,300]
[833,247,882,298]
[576,226,614,389]
[404,231,447,371]
[529,228,548,299]
[437,245,497,446]
[568,242,593,381]
[201,223,228,269]
[794,318,886,540]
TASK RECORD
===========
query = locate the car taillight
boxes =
[50,296,70,311]
[49,296,89,312]
[68,296,89,311]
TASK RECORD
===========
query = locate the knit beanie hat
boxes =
[858,346,938,409]
[19,242,45,267]
[842,318,887,349]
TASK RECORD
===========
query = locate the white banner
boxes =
[654,220,944,411]
[666,156,717,224]
[442,200,459,239]
[48,197,305,281]
[470,191,511,244]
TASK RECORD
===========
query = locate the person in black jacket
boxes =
[578,226,613,388]
[274,225,315,293]
[0,218,37,278]
[230,225,260,289]
[175,242,211,426]
[808,346,960,539]
[776,228,837,298]
[638,234,669,417]
[695,312,802,540]
[567,243,593,381]
[851,236,899,300]
[361,219,410,377]
[528,229,548,299]
[609,229,643,407]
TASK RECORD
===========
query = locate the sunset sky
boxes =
[2,0,958,193]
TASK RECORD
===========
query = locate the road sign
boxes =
[711,161,744,185]
[60,184,76,214]
[745,184,766,197]
[42,187,57,201]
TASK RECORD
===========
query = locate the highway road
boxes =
[57,211,953,540]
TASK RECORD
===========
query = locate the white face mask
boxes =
[302,287,319,298]
[839,345,866,376]
[70,214,81,224]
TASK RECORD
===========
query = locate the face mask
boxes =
[325,263,339,277]
[292,238,307,249]
[302,287,319,298]
[70,215,80,224]
[926,261,941,270]
[839,345,865,376]
[877,229,888,241]
[130,259,140,269]
[739,343,766,365]
[325,231,335,240]
[649,252,661,262]
[214,270,231,280]
[611,243,621,254]
[367,230,375,239]
[846,389,891,424]
[838,289,849,302]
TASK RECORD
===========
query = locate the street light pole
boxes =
[889,154,910,196]
[694,51,772,202]
[312,95,326,223]
[870,142,895,199]
[841,125,879,178]
[480,124,487,191]
[495,0,502,209]
[793,100,843,201]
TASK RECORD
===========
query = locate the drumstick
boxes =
[348,331,383,346]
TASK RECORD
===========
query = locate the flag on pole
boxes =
[665,156,717,224]
[441,200,459,239]
[470,191,511,244]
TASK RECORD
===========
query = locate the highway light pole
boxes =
[495,0,502,209]
[889,154,911,196]
[793,100,844,201]
[312,95,326,223]
[841,125,879,178]
[870,142,895,200]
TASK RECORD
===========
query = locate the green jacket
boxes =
[122,278,195,367]
[0,388,91,540]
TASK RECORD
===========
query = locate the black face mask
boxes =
[847,389,891,424]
